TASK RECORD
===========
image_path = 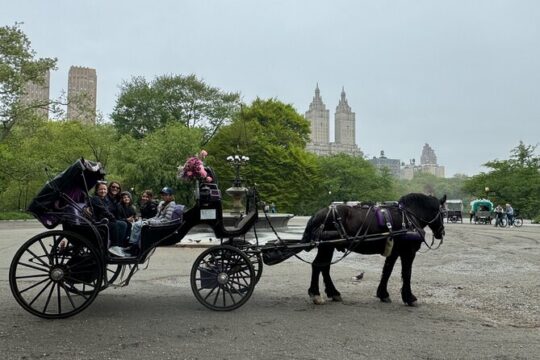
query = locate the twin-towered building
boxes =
[21,66,97,124]
[304,84,363,157]
[304,85,445,178]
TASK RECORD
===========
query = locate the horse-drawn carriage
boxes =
[470,199,494,224]
[9,159,446,318]
[444,199,463,223]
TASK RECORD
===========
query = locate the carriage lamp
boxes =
[226,155,249,214]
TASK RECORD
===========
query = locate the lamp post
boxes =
[485,187,490,200]
[226,155,249,214]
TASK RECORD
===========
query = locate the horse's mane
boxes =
[399,193,437,206]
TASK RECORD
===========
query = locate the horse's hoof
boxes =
[331,295,343,302]
[379,297,392,303]
[311,295,325,305]
[405,300,418,307]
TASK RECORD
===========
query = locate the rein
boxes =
[398,203,445,250]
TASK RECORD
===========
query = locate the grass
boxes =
[0,211,34,220]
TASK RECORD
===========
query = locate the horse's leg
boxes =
[376,250,399,303]
[400,246,418,306]
[320,248,342,301]
[308,247,331,305]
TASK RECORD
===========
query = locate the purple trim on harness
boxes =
[374,208,386,227]
[375,207,394,228]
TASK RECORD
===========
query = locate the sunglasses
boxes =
[110,185,120,190]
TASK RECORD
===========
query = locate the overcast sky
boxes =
[3,0,539,177]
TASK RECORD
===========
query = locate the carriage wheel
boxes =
[514,218,523,227]
[9,230,103,319]
[225,239,263,284]
[245,250,263,285]
[190,245,255,311]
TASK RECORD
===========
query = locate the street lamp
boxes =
[226,155,249,187]
[485,187,490,200]
[225,155,249,214]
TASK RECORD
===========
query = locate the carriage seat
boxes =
[140,218,183,249]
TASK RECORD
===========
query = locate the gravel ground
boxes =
[0,220,539,359]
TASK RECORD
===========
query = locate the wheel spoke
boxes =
[42,281,56,313]
[224,284,237,304]
[63,275,98,289]
[202,285,218,301]
[38,239,53,265]
[19,277,50,294]
[28,279,53,306]
[18,261,50,273]
[212,286,222,306]
[65,253,95,270]
[57,282,62,314]
[25,248,50,268]
[59,283,77,309]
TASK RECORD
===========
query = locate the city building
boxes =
[399,144,445,179]
[67,66,97,124]
[21,69,50,118]
[419,143,445,177]
[369,151,401,177]
[305,85,363,157]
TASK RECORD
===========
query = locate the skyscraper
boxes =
[21,69,50,119]
[305,85,362,157]
[67,66,97,124]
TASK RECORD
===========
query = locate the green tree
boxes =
[0,23,57,141]
[111,74,241,142]
[314,154,397,207]
[0,118,116,210]
[110,123,204,205]
[463,142,540,218]
[206,98,316,213]
[396,172,468,200]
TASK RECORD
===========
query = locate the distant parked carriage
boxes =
[470,199,494,224]
[445,200,463,223]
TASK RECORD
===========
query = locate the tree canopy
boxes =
[0,23,57,141]
[111,74,241,143]
[462,142,540,218]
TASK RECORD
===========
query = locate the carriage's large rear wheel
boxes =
[190,245,255,311]
[9,230,103,319]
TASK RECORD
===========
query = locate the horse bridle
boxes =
[399,203,445,249]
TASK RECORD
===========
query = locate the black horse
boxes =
[302,193,446,306]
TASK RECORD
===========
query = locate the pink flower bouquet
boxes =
[177,150,213,183]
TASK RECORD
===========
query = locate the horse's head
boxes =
[399,193,446,240]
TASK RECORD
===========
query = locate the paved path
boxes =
[1,221,539,359]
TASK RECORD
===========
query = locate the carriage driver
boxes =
[108,187,177,257]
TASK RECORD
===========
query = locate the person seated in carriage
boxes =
[139,189,158,219]
[109,186,180,257]
[90,181,129,251]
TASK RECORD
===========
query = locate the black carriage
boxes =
[10,159,446,318]
[444,199,463,223]
[9,159,264,318]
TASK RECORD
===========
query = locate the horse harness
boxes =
[314,201,443,257]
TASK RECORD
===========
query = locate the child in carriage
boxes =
[139,189,158,219]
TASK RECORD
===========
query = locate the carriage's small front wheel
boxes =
[190,245,255,311]
[9,230,103,319]
[225,238,263,284]
[514,217,523,227]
